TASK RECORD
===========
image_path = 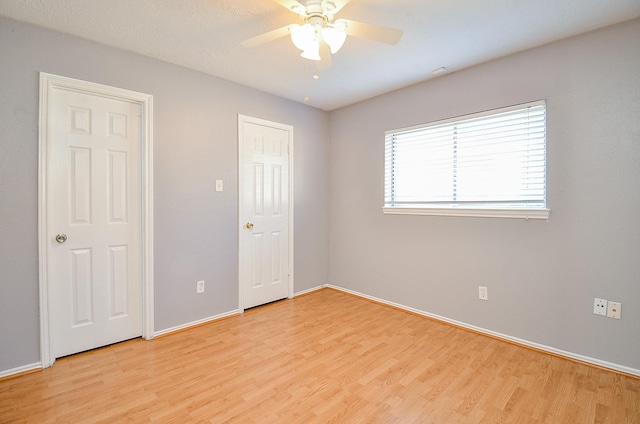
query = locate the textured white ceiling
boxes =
[1,0,639,110]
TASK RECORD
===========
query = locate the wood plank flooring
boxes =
[1,288,639,423]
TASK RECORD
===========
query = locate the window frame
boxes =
[383,101,550,220]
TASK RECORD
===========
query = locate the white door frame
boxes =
[38,73,154,368]
[238,115,294,311]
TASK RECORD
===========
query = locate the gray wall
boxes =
[2,13,638,375]
[328,19,640,371]
[0,17,329,372]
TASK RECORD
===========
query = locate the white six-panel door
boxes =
[49,88,142,358]
[239,116,293,309]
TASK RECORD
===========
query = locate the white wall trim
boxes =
[0,362,42,380]
[154,310,241,338]
[237,115,294,311]
[325,284,640,377]
[294,285,325,297]
[38,73,154,369]
[382,206,551,220]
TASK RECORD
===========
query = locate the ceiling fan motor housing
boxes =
[297,0,338,21]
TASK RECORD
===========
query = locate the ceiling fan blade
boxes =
[241,25,292,48]
[316,42,333,72]
[272,0,307,15]
[339,18,403,45]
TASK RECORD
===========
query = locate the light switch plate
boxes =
[215,180,223,192]
[478,286,488,301]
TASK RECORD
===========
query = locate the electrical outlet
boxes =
[607,301,621,319]
[197,280,205,294]
[478,286,488,301]
[593,298,607,316]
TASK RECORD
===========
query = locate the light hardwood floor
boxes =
[1,288,639,423]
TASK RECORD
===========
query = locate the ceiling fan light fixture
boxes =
[300,40,321,61]
[333,19,347,33]
[322,26,347,54]
[291,23,316,51]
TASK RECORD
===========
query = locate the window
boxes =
[384,101,549,219]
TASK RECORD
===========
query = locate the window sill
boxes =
[382,206,550,220]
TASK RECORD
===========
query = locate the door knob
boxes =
[55,233,68,244]
[245,222,254,229]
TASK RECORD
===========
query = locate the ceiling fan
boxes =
[241,0,403,69]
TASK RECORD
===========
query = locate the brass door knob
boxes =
[245,222,254,229]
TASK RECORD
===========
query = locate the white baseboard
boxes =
[294,285,325,297]
[0,362,42,379]
[4,287,636,379]
[153,309,241,338]
[155,285,324,338]
[325,284,640,378]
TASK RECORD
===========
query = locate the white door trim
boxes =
[237,115,294,311]
[38,73,154,368]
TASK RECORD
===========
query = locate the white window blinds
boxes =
[384,101,547,215]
